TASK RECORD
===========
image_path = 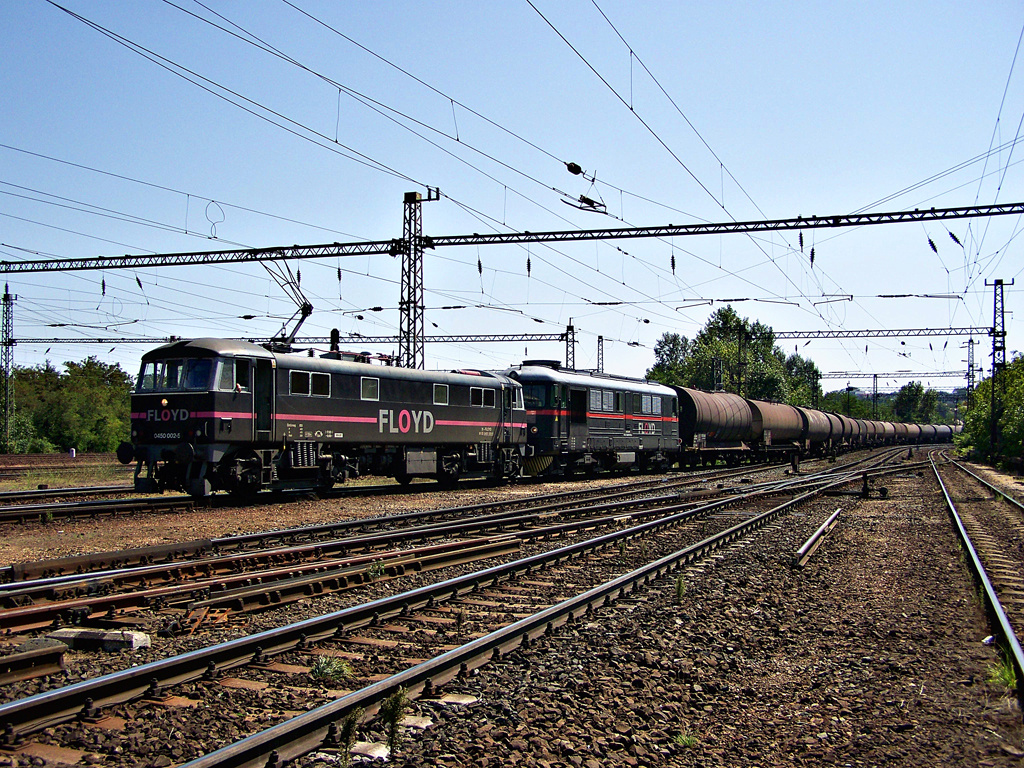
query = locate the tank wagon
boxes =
[119,339,526,496]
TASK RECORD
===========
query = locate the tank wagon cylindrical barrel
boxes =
[795,406,833,455]
[919,424,938,442]
[674,388,753,445]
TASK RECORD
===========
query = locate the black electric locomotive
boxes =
[506,361,679,476]
[119,338,527,497]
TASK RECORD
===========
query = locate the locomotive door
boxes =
[500,386,512,444]
[253,359,274,442]
[568,387,588,449]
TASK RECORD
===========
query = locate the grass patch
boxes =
[309,655,352,685]
[672,731,698,748]
[378,687,410,756]
[987,655,1018,692]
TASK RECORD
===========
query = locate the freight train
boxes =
[117,339,958,497]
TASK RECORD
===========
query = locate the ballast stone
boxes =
[47,628,151,651]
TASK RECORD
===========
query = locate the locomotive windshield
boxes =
[136,358,216,392]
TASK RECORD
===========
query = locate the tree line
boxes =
[956,353,1023,466]
[646,306,956,423]
[6,357,134,453]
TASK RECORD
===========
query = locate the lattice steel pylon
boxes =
[398,189,438,369]
[565,320,576,369]
[986,278,1012,461]
[964,337,977,409]
[1,287,15,453]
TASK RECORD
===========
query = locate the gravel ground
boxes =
[2,460,1022,767]
[379,468,1024,767]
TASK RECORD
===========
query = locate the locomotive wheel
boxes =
[436,453,462,488]
[394,470,413,486]
[228,450,263,500]
[501,448,522,480]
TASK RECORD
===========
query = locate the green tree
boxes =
[958,354,1024,464]
[647,306,819,405]
[647,332,690,386]
[11,357,132,453]
[893,381,923,421]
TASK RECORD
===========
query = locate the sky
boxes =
[2,0,1023,395]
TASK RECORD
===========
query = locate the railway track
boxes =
[0,452,905,638]
[0,452,912,765]
[930,453,1024,711]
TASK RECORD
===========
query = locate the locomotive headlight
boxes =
[531,427,538,434]
[160,398,169,407]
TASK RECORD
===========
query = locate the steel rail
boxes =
[946,457,1024,514]
[0,465,856,740]
[178,474,858,768]
[793,508,842,568]
[930,455,1024,714]
[0,496,193,525]
[0,465,778,586]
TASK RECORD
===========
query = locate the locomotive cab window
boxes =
[163,360,184,390]
[523,384,548,409]
[652,396,662,416]
[183,359,214,391]
[433,383,449,406]
[361,377,379,401]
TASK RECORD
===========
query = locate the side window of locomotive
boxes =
[184,359,214,391]
[652,396,662,416]
[234,361,251,392]
[470,387,496,407]
[433,383,449,406]
[311,372,330,397]
[216,360,235,391]
[642,394,652,414]
[361,377,379,401]
[602,391,615,412]
[290,370,310,396]
[632,393,642,414]
[513,388,524,410]
[615,392,624,413]
[589,389,602,412]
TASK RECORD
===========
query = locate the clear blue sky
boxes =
[2,0,1022,394]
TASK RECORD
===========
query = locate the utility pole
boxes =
[986,278,1012,462]
[872,374,878,419]
[0,287,14,453]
